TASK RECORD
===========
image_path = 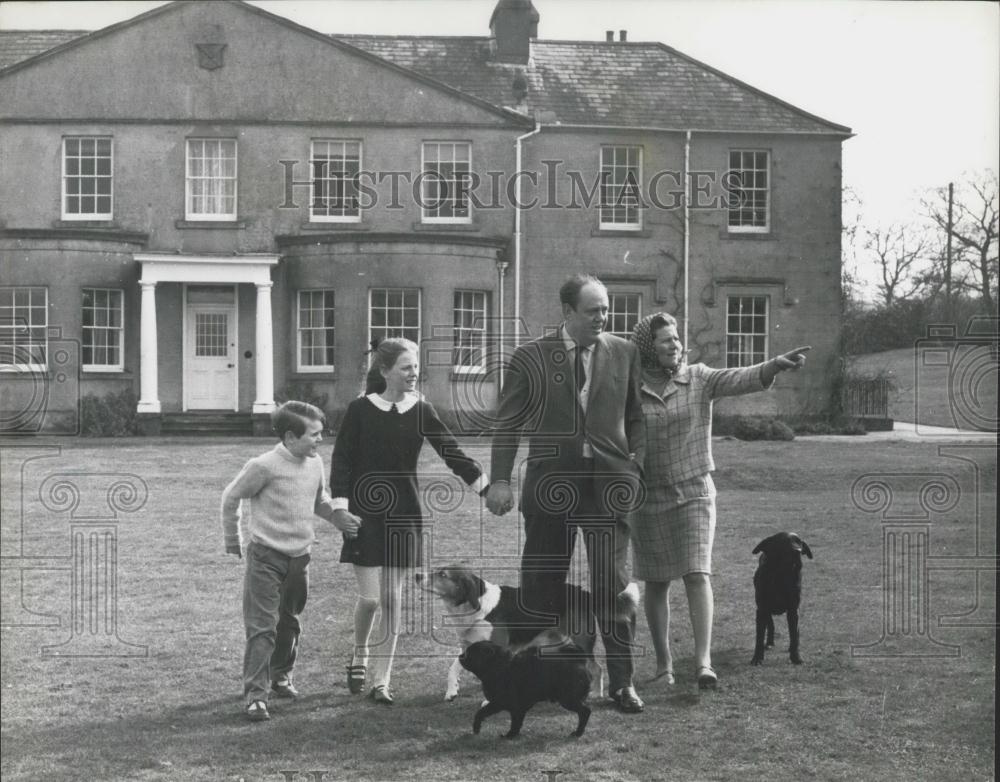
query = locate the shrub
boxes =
[789,415,868,436]
[79,387,138,436]
[713,415,795,441]
[274,381,331,414]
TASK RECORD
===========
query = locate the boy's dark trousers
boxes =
[243,541,310,702]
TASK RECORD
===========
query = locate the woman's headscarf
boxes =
[630,312,680,380]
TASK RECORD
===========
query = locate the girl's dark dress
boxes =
[331,393,482,568]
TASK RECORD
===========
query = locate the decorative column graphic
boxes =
[851,472,962,658]
[39,473,148,657]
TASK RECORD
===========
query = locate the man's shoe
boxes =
[346,664,367,695]
[611,685,644,713]
[246,700,270,722]
[271,679,299,699]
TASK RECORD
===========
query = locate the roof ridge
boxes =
[0,30,90,35]
[334,33,488,41]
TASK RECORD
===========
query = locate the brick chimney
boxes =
[490,0,539,64]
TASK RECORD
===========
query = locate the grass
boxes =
[848,345,998,430]
[1,436,995,782]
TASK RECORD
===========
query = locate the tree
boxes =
[924,171,999,316]
[863,224,931,306]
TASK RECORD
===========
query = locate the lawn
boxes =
[848,344,998,431]
[1,436,995,782]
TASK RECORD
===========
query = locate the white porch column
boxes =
[136,280,161,414]
[252,282,276,414]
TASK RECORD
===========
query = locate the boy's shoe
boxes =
[246,700,270,722]
[271,679,299,699]
[368,684,394,705]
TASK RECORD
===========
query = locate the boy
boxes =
[221,401,359,722]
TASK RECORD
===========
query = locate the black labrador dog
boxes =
[459,636,592,738]
[751,532,813,665]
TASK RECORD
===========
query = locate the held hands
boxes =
[486,482,514,517]
[775,345,811,371]
[332,508,362,539]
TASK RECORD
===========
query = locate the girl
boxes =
[330,338,487,704]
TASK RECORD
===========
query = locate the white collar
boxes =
[560,325,594,354]
[366,392,420,413]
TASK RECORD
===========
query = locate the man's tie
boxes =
[575,346,586,392]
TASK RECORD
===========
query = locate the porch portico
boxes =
[133,253,280,430]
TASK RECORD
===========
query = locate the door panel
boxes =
[187,306,236,409]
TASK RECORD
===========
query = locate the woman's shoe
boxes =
[346,664,366,695]
[651,668,675,685]
[368,684,394,705]
[696,666,718,690]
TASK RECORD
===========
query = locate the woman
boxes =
[629,312,809,688]
[330,338,487,704]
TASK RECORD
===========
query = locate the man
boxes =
[486,273,647,713]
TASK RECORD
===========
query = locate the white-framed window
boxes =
[421,141,471,223]
[311,140,361,222]
[297,289,335,372]
[727,150,769,232]
[369,288,420,346]
[62,137,113,220]
[606,292,642,338]
[452,290,488,372]
[186,138,237,220]
[599,145,642,229]
[82,288,123,372]
[726,295,769,367]
[0,287,48,370]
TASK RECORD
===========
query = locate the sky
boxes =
[2,0,997,291]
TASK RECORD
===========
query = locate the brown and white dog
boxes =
[415,564,638,702]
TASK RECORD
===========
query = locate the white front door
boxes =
[186,303,236,410]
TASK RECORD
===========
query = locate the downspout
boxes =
[683,130,691,349]
[514,121,542,348]
[496,258,508,371]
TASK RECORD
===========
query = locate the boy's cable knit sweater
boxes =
[221,443,336,557]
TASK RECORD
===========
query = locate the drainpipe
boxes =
[683,130,691,349]
[496,258,508,392]
[514,121,542,348]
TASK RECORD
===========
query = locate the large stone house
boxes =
[0,0,851,435]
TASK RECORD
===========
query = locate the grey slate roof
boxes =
[340,35,850,134]
[0,22,851,135]
[0,30,89,70]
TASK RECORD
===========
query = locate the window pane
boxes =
[63,137,112,217]
[186,138,237,218]
[1,287,48,367]
[297,289,335,368]
[370,288,420,348]
[725,295,768,367]
[600,145,641,227]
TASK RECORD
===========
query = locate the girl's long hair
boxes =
[364,337,419,395]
